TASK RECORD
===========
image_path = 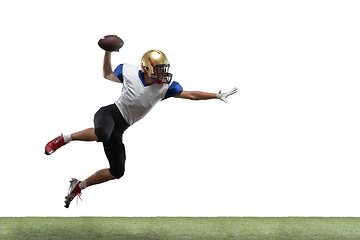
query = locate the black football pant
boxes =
[94,104,129,179]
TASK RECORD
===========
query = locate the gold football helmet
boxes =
[141,50,172,84]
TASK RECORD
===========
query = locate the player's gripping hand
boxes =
[217,87,238,103]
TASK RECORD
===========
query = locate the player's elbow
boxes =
[103,71,112,80]
[103,72,121,83]
[103,74,110,81]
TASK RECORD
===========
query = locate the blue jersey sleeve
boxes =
[163,81,183,100]
[113,64,124,83]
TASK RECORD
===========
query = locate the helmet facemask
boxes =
[150,61,172,84]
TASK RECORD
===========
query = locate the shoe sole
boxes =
[64,194,76,208]
[44,150,54,155]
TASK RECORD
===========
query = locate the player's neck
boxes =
[143,73,155,85]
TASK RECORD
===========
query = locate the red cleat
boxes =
[64,178,82,208]
[45,134,68,155]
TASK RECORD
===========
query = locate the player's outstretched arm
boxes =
[103,52,120,83]
[174,91,217,100]
[174,87,237,103]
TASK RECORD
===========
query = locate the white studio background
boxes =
[0,0,359,217]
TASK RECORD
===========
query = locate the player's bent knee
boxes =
[95,127,111,142]
[110,168,125,179]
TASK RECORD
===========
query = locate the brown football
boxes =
[98,35,124,52]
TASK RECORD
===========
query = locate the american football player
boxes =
[45,50,237,208]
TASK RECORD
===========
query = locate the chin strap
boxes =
[154,79,164,84]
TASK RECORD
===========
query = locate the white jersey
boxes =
[113,63,182,126]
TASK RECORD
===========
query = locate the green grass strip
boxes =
[1,217,360,239]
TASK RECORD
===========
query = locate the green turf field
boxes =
[1,217,360,239]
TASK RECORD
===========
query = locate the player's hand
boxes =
[217,87,238,103]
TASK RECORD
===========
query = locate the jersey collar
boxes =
[138,71,154,87]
